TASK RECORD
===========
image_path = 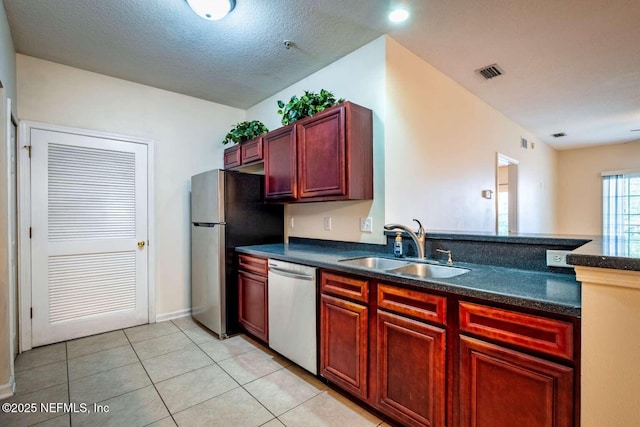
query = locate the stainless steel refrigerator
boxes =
[191,169,283,338]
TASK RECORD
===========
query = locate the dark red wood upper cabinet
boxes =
[297,105,346,198]
[223,144,241,169]
[223,137,264,170]
[262,101,373,203]
[297,102,373,202]
[264,124,297,201]
[240,137,263,165]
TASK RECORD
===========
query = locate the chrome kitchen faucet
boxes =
[384,219,426,260]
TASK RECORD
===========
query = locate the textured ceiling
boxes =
[3,0,640,149]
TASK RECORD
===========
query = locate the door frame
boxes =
[18,121,156,351]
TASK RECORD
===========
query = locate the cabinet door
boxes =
[297,105,346,199]
[459,335,574,427]
[320,294,368,400]
[238,271,268,343]
[376,310,446,427]
[241,137,263,165]
[264,125,297,200]
[223,145,241,169]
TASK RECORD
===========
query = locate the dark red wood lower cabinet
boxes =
[459,335,574,427]
[320,293,369,400]
[238,270,268,343]
[376,310,446,427]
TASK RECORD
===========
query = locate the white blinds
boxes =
[48,143,136,241]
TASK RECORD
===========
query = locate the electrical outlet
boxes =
[360,217,373,232]
[546,250,571,268]
[289,216,295,228]
[324,217,332,231]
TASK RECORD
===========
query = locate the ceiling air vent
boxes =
[475,64,504,80]
[552,132,566,138]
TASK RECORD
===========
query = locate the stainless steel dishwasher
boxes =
[267,259,317,374]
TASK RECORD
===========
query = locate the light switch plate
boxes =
[360,217,373,232]
[324,217,332,231]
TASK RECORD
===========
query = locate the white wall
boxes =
[247,37,387,244]
[556,140,640,235]
[0,0,16,397]
[0,1,16,115]
[16,54,245,318]
[247,36,559,243]
[384,38,557,233]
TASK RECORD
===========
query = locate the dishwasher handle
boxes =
[269,266,315,281]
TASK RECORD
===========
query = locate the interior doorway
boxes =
[496,153,518,234]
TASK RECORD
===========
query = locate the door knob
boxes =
[138,241,146,248]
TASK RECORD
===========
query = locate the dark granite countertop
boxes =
[567,237,640,271]
[236,243,581,318]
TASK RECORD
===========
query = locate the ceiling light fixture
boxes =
[388,1,410,23]
[186,0,236,21]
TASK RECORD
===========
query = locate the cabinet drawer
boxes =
[377,284,447,325]
[238,254,268,276]
[223,145,241,168]
[459,302,574,360]
[321,271,368,303]
[241,138,263,164]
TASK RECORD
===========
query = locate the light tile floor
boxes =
[1,318,392,427]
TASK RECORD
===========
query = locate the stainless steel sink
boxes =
[388,263,470,279]
[338,256,411,270]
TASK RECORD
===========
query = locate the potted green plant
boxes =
[221,120,269,145]
[276,89,345,126]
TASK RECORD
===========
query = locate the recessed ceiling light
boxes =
[388,3,410,23]
[186,0,235,21]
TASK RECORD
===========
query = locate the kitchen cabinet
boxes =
[458,336,573,427]
[223,137,264,169]
[457,302,575,427]
[318,269,579,427]
[237,254,269,343]
[320,271,369,399]
[223,144,241,169]
[375,284,447,427]
[265,101,373,202]
[319,272,447,426]
[264,125,297,200]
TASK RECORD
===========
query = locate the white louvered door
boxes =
[31,129,148,346]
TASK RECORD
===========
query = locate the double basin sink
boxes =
[338,256,469,279]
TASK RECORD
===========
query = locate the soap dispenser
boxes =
[394,232,403,257]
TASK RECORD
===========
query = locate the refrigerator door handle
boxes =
[192,222,227,227]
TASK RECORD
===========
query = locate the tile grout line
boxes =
[174,322,287,421]
[123,326,178,426]
[65,341,72,427]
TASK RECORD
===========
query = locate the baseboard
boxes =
[0,376,16,400]
[155,308,192,323]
